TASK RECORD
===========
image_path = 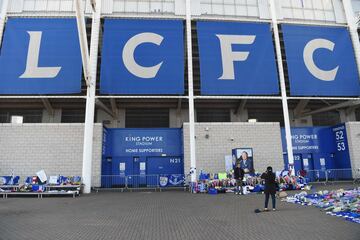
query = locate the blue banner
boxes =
[196,21,279,95]
[281,127,334,154]
[0,18,82,94]
[282,24,360,96]
[106,128,183,157]
[100,19,184,94]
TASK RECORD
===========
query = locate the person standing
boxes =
[234,162,244,195]
[261,166,277,211]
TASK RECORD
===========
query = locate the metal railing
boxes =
[302,168,359,184]
[92,174,189,191]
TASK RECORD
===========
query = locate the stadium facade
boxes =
[0,0,360,193]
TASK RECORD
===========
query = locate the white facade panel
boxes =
[8,0,22,13]
[113,0,125,12]
[101,0,114,14]
[111,0,175,15]
[3,0,348,23]
[200,0,260,17]
[125,1,138,12]
[35,0,47,11]
[258,0,271,19]
[352,0,360,14]
[174,0,185,15]
[224,4,236,16]
[333,0,347,23]
[279,0,342,23]
[59,0,75,12]
[47,0,61,12]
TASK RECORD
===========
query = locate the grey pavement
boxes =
[0,184,359,240]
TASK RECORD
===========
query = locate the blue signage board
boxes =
[331,124,351,169]
[281,124,351,171]
[281,127,333,154]
[100,19,184,94]
[196,21,279,95]
[282,24,360,96]
[0,18,82,94]
[106,128,183,157]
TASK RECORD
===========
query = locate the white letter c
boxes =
[122,32,164,79]
[303,38,339,81]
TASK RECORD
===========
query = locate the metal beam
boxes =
[300,100,360,117]
[294,99,310,118]
[95,99,115,118]
[234,99,247,115]
[176,98,182,114]
[345,105,360,115]
[41,98,54,116]
[75,0,91,87]
[269,0,295,175]
[343,0,360,81]
[110,98,118,117]
[0,0,9,48]
[186,0,197,184]
[79,0,101,194]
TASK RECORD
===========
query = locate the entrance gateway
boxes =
[281,123,352,180]
[101,128,184,188]
[100,124,353,188]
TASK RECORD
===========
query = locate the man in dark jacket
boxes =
[234,162,245,195]
[261,166,277,210]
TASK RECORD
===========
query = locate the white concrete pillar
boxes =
[186,0,197,183]
[76,0,102,194]
[343,0,360,82]
[269,0,295,175]
[0,0,8,47]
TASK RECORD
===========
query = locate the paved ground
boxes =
[0,183,359,240]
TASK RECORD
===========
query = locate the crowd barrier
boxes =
[302,168,360,184]
[92,174,189,191]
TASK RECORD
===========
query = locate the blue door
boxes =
[283,154,303,174]
[101,157,113,188]
[293,154,303,174]
[111,157,132,187]
[130,157,147,187]
[302,154,315,181]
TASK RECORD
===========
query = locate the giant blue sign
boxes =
[0,18,82,94]
[282,24,360,96]
[197,21,279,95]
[100,19,184,94]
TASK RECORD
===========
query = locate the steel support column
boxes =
[0,0,9,48]
[75,0,101,194]
[269,0,295,175]
[186,0,197,183]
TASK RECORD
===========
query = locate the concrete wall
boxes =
[183,122,284,175]
[346,122,360,174]
[0,123,103,187]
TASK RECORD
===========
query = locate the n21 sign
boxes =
[0,19,359,96]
